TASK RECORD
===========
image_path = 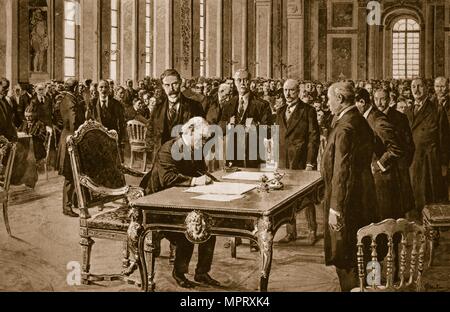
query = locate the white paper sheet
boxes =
[192,194,244,202]
[222,171,276,181]
[184,182,257,195]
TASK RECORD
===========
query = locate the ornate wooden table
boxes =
[422,204,450,267]
[130,170,323,292]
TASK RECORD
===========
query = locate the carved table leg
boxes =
[425,226,440,267]
[255,216,274,292]
[139,230,159,292]
[122,240,130,269]
[80,237,94,285]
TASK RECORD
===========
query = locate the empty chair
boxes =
[353,218,427,292]
[127,120,149,171]
[0,136,17,236]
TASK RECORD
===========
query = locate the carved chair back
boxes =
[67,120,127,214]
[127,120,147,148]
[356,218,427,292]
[0,136,17,194]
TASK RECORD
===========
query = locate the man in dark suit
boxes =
[276,79,320,244]
[140,117,220,289]
[322,82,378,291]
[355,87,405,220]
[433,77,450,192]
[56,78,86,217]
[30,83,54,127]
[86,80,126,159]
[405,78,450,216]
[0,78,18,142]
[374,89,415,218]
[205,83,232,125]
[146,69,204,162]
[219,69,273,168]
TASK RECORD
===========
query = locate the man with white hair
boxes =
[322,82,378,291]
[434,77,450,190]
[206,83,232,124]
[140,117,220,289]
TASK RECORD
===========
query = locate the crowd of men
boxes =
[1,70,450,290]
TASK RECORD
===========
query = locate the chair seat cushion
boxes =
[423,204,450,224]
[87,206,130,232]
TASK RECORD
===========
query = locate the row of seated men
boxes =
[1,70,449,290]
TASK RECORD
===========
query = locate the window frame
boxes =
[64,0,79,80]
[392,18,420,79]
[110,0,120,82]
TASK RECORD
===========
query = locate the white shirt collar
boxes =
[337,105,356,121]
[363,105,373,119]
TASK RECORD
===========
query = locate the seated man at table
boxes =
[140,117,220,288]
[18,103,47,162]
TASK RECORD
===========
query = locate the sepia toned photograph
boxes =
[0,0,449,296]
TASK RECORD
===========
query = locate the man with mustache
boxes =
[146,69,204,164]
[404,78,450,218]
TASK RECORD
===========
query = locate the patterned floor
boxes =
[0,171,449,292]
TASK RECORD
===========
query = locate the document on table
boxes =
[184,182,257,195]
[222,171,276,181]
[192,194,244,202]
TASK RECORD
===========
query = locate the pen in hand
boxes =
[197,170,220,182]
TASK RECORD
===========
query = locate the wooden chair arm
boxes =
[120,165,146,178]
[79,175,130,197]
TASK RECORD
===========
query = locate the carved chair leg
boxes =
[130,151,135,168]
[2,202,11,236]
[231,238,237,259]
[122,240,130,269]
[142,152,147,172]
[80,237,95,285]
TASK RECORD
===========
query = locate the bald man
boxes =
[276,79,320,244]
[206,83,231,125]
[322,82,378,291]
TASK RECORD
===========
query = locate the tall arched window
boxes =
[145,0,151,76]
[392,18,420,79]
[110,0,120,81]
[64,0,78,80]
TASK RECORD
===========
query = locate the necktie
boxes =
[413,102,421,116]
[167,104,177,125]
[237,98,245,122]
[285,103,296,121]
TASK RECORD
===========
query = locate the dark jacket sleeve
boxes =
[157,142,193,188]
[330,123,354,217]
[400,113,415,167]
[373,113,404,170]
[438,105,450,167]
[307,107,320,166]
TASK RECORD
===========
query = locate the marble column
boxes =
[434,4,445,77]
[309,0,319,80]
[357,0,367,80]
[231,0,247,73]
[255,0,272,78]
[120,0,138,84]
[2,0,19,86]
[286,0,304,79]
[79,0,100,82]
[205,0,223,77]
[137,0,148,80]
[425,4,435,78]
[153,0,172,77]
[222,0,233,77]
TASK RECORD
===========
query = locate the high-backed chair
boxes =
[0,136,17,236]
[127,120,149,171]
[67,120,146,285]
[353,218,427,292]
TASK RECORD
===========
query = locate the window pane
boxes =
[111,11,118,26]
[65,21,75,39]
[110,61,117,80]
[65,1,76,21]
[111,0,118,11]
[111,27,118,43]
[65,39,76,58]
[64,58,76,77]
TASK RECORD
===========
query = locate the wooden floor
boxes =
[1,167,449,292]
